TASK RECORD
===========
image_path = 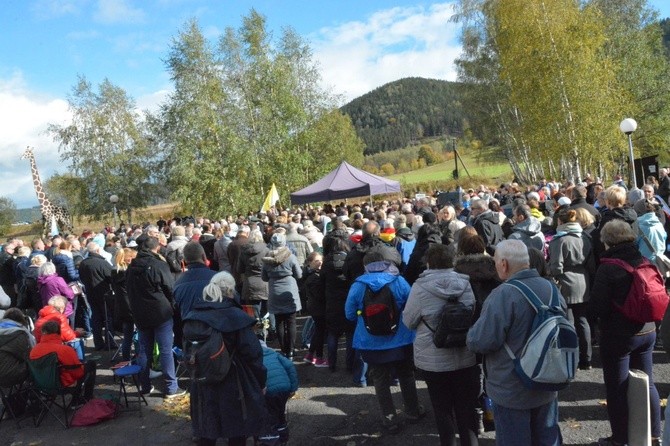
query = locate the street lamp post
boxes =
[619,118,638,189]
[109,194,119,230]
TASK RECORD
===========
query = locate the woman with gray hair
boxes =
[590,220,661,446]
[37,261,75,327]
[183,271,268,446]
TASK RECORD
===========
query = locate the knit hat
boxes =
[270,233,286,248]
[557,197,572,207]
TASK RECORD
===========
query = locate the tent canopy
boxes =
[290,161,401,205]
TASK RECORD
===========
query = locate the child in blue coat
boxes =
[257,341,299,445]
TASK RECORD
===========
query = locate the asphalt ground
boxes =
[4,318,670,446]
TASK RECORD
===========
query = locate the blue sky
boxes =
[1,0,669,210]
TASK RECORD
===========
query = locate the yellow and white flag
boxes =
[261,183,280,212]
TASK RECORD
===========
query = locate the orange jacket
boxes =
[33,306,77,343]
[29,333,84,388]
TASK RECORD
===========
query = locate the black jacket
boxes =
[589,242,655,338]
[591,206,637,262]
[473,211,504,255]
[126,249,175,329]
[111,268,133,324]
[78,252,113,301]
[343,235,401,283]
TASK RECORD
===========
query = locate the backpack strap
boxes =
[505,279,559,312]
[600,257,635,274]
[502,278,560,361]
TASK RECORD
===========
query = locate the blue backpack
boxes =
[503,279,578,391]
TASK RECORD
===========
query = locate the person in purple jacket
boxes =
[37,261,75,327]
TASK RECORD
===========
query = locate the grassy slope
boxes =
[389,146,512,184]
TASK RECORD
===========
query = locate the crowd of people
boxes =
[0,168,670,445]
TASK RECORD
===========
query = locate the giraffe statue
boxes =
[20,146,73,237]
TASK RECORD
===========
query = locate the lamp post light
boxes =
[619,118,638,189]
[109,194,119,230]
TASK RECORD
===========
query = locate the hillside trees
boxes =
[151,12,364,215]
[48,77,154,222]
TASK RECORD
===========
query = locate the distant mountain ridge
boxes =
[15,207,42,224]
[340,77,465,155]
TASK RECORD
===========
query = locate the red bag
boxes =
[71,399,118,427]
[600,258,669,323]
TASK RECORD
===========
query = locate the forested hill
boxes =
[340,77,465,155]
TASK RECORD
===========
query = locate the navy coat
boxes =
[184,298,268,440]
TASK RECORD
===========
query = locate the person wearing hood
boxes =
[0,308,35,388]
[184,272,267,446]
[345,250,424,434]
[403,244,479,446]
[37,261,75,327]
[237,230,270,325]
[262,232,302,359]
[592,185,638,262]
[548,208,595,370]
[632,198,667,262]
[470,199,504,256]
[403,222,443,285]
[507,204,546,252]
[394,226,416,272]
[343,220,402,284]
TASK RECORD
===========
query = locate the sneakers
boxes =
[141,385,156,396]
[404,405,427,424]
[149,369,163,379]
[313,358,329,368]
[165,388,187,399]
[303,353,314,364]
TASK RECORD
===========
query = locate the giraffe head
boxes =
[20,146,34,160]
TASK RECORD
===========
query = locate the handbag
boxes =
[640,233,670,278]
[68,281,83,295]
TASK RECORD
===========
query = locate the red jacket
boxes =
[33,306,77,343]
[29,333,84,388]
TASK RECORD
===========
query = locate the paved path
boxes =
[5,333,670,445]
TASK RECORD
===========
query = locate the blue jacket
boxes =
[262,346,298,394]
[173,263,218,318]
[633,212,667,261]
[52,253,80,283]
[345,265,415,350]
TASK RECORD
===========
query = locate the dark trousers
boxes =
[601,330,661,443]
[82,360,97,400]
[308,316,327,358]
[567,303,591,364]
[327,327,354,370]
[90,295,116,350]
[274,312,296,357]
[422,365,480,446]
[368,358,420,418]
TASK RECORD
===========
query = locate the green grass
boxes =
[389,148,512,184]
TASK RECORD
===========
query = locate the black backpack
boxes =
[423,295,474,348]
[362,284,400,336]
[182,320,233,384]
[166,248,185,273]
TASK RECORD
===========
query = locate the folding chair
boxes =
[27,353,83,428]
[0,383,30,428]
[113,364,147,416]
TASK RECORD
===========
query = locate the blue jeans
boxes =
[600,330,661,442]
[492,399,561,446]
[66,339,85,361]
[137,319,177,394]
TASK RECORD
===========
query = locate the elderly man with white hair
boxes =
[467,240,567,446]
[78,242,115,350]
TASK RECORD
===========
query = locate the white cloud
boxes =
[0,72,71,208]
[94,0,145,24]
[311,2,461,104]
[31,0,86,20]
